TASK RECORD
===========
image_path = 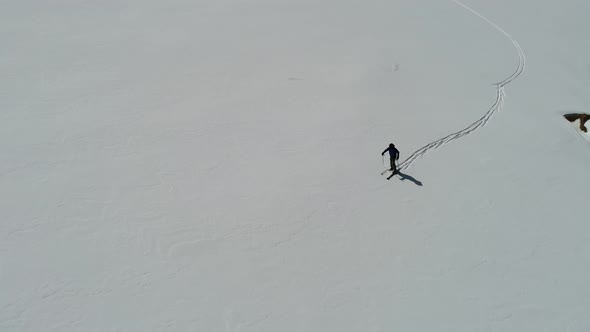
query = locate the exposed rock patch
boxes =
[564,113,590,132]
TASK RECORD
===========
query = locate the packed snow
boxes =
[2,0,590,331]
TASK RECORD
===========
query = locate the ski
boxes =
[387,171,398,180]
[381,168,399,178]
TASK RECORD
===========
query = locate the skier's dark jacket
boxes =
[382,145,399,159]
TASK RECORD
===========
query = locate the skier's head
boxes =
[389,143,395,148]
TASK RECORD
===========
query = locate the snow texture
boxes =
[2,0,590,331]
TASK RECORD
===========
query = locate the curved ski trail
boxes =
[397,0,526,172]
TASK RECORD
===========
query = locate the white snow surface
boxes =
[2,0,590,331]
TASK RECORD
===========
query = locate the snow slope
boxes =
[2,0,590,331]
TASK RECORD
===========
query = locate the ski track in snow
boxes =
[397,0,526,171]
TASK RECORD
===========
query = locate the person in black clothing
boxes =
[382,143,400,173]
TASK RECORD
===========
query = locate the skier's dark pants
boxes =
[390,158,397,172]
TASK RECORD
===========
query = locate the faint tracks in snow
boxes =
[397,0,526,171]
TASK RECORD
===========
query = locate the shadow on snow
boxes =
[388,171,423,186]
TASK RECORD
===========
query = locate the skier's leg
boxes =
[390,158,395,171]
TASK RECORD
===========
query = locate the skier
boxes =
[381,143,400,174]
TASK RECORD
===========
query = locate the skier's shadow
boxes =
[388,171,423,186]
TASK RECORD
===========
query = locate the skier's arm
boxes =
[396,149,400,160]
[381,147,389,156]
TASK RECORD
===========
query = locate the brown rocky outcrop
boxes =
[564,113,590,132]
